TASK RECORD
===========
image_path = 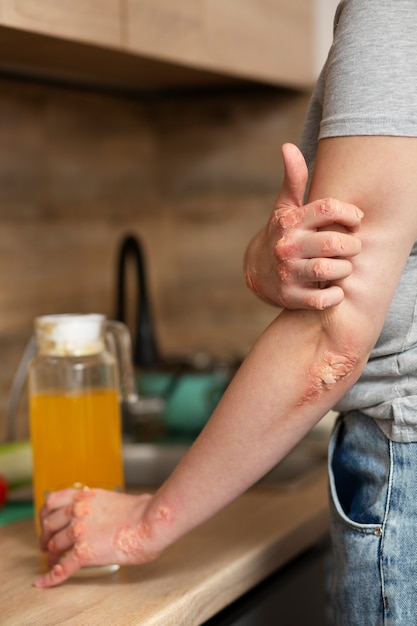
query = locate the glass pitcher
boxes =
[28,313,132,574]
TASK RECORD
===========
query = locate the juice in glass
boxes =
[30,387,124,534]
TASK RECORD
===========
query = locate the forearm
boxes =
[142,304,373,550]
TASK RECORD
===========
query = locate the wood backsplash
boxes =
[0,76,310,440]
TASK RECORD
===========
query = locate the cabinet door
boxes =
[0,0,122,48]
[125,0,314,88]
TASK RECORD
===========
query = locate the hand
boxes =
[33,488,159,588]
[244,143,363,310]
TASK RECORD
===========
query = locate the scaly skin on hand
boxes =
[33,489,165,588]
[244,143,363,310]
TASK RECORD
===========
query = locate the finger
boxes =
[275,229,361,265]
[303,197,364,231]
[40,489,77,520]
[279,283,345,310]
[278,143,309,209]
[303,285,345,310]
[33,549,82,588]
[45,522,78,558]
[284,258,353,284]
[300,230,361,259]
[303,258,353,283]
[39,503,74,552]
[273,203,363,241]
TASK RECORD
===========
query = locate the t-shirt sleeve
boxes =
[319,0,417,139]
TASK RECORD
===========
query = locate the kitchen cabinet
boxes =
[0,0,121,48]
[125,0,313,89]
[203,539,330,626]
[0,0,240,90]
[0,0,338,92]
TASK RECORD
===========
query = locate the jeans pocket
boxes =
[328,413,388,533]
[328,415,392,624]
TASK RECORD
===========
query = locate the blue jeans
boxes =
[329,411,417,625]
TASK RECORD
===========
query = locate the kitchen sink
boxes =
[122,434,329,491]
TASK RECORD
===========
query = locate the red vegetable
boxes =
[0,475,8,508]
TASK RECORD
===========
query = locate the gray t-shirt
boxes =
[300,0,417,442]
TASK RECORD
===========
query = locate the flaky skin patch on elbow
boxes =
[298,349,359,405]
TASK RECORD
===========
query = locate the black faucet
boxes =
[116,234,161,369]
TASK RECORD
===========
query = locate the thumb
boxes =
[278,143,309,208]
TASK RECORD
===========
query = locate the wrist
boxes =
[112,493,173,565]
[138,492,180,556]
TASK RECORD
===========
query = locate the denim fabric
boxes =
[328,412,417,625]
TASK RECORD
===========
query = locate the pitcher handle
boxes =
[104,320,139,405]
[105,320,164,437]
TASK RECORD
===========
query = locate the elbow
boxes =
[298,307,375,406]
[298,348,362,405]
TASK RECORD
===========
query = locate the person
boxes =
[34,1,417,623]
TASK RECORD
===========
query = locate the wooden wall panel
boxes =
[0,76,309,439]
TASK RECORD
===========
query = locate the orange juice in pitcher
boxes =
[29,388,123,532]
[28,314,127,576]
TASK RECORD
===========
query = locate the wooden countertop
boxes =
[1,471,329,625]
